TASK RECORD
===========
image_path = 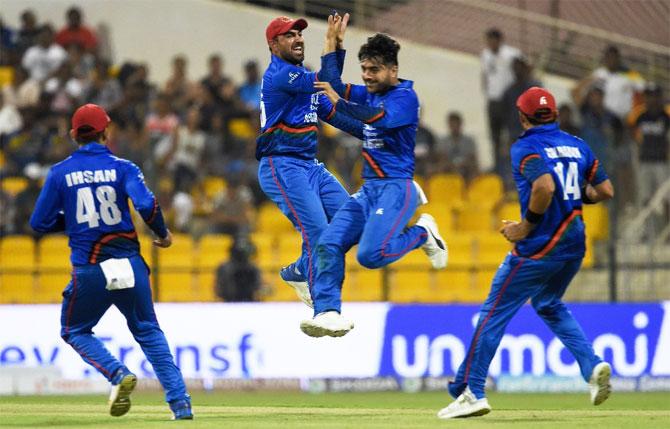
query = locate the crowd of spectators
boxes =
[1,10,667,245]
[480,28,669,225]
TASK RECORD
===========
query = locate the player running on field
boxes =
[300,33,448,338]
[437,87,614,419]
[30,104,192,420]
[257,13,362,307]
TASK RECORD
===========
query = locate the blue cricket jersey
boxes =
[30,143,168,266]
[332,80,419,179]
[256,50,362,160]
[510,123,608,260]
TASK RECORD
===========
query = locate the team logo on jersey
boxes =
[376,208,384,215]
[288,72,300,84]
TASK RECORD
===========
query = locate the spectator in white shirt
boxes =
[480,28,521,174]
[21,25,68,82]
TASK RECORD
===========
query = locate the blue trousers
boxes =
[60,255,187,403]
[449,254,602,399]
[312,178,428,314]
[258,156,349,287]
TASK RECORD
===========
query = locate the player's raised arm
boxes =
[30,168,66,233]
[316,91,365,139]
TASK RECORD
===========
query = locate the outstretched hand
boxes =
[153,229,173,248]
[499,220,533,243]
[326,14,342,43]
[336,13,350,47]
[314,81,340,104]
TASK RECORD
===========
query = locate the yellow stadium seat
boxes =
[137,235,155,265]
[228,118,255,139]
[277,232,303,267]
[203,177,227,199]
[419,201,454,232]
[583,236,595,268]
[583,205,609,241]
[36,235,71,303]
[467,174,504,208]
[0,236,36,303]
[156,234,195,302]
[393,248,430,269]
[196,269,218,302]
[388,269,433,302]
[497,201,521,223]
[342,268,382,301]
[0,66,14,86]
[445,233,474,268]
[457,205,494,232]
[428,173,465,204]
[250,233,277,270]
[256,202,295,234]
[434,269,475,302]
[1,177,28,197]
[261,271,298,302]
[197,235,233,270]
[474,269,497,302]
[475,232,513,268]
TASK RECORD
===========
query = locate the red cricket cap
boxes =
[516,86,557,122]
[265,16,308,43]
[71,103,111,136]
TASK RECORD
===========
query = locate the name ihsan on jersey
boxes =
[544,146,582,159]
[65,169,117,187]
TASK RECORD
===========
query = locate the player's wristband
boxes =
[525,209,544,224]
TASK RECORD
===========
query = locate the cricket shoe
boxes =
[437,386,491,419]
[109,369,137,417]
[170,396,194,420]
[416,214,448,269]
[280,263,313,308]
[589,361,612,405]
[300,311,354,338]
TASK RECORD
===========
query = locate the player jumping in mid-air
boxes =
[257,13,362,307]
[437,87,614,419]
[300,33,448,337]
[30,104,192,420]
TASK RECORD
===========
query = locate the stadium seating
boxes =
[427,173,465,205]
[467,174,504,209]
[0,236,36,303]
[203,177,227,199]
[497,201,521,223]
[475,232,513,268]
[342,267,383,301]
[583,204,609,241]
[1,177,28,197]
[156,233,195,302]
[256,202,295,234]
[195,234,233,301]
[36,235,71,303]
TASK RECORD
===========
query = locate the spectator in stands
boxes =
[238,60,262,111]
[164,55,197,116]
[414,114,437,178]
[201,54,230,102]
[2,66,40,109]
[210,176,255,237]
[145,93,179,149]
[0,17,16,65]
[0,188,14,236]
[631,84,670,208]
[14,10,41,57]
[558,103,580,136]
[13,162,43,236]
[215,237,261,302]
[480,28,521,175]
[436,111,479,182]
[86,59,123,112]
[55,6,98,53]
[192,82,220,132]
[167,107,206,192]
[66,43,95,80]
[0,91,23,138]
[576,45,644,121]
[43,62,87,115]
[502,56,541,140]
[21,25,68,82]
[116,63,154,128]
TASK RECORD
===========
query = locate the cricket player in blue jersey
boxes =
[258,13,363,306]
[299,33,448,337]
[437,87,615,419]
[29,104,192,420]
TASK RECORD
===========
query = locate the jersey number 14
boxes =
[553,161,581,201]
[76,185,122,227]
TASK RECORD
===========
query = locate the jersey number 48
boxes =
[76,185,122,227]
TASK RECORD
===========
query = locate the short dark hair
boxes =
[486,28,503,39]
[522,110,555,126]
[448,111,462,122]
[74,126,104,144]
[358,33,400,66]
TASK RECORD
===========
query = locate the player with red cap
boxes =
[256,12,365,307]
[30,104,193,420]
[437,87,615,419]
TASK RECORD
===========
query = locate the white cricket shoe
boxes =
[108,372,137,417]
[280,264,313,308]
[589,361,612,405]
[300,311,354,338]
[416,214,448,269]
[437,386,491,419]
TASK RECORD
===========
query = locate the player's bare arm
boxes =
[501,173,555,243]
[314,81,340,104]
[153,229,173,248]
[584,179,615,204]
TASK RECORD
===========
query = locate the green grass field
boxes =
[1,391,669,428]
